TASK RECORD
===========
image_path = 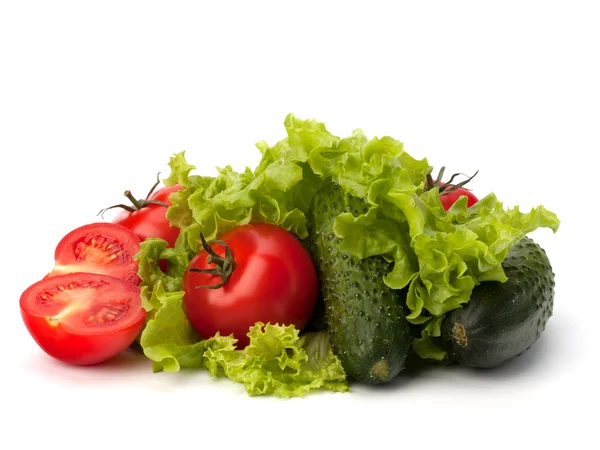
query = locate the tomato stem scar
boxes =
[97,172,169,218]
[188,228,236,290]
[425,166,479,197]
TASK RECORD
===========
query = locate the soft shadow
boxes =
[349,316,568,393]
[354,356,447,393]
[461,318,565,381]
[23,347,152,384]
[89,348,151,372]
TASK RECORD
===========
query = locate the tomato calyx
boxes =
[187,229,236,289]
[98,173,170,218]
[425,166,479,197]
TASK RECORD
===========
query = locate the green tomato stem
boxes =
[188,230,236,290]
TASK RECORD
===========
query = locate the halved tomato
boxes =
[20,272,146,365]
[46,223,141,285]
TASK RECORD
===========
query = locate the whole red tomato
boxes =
[182,223,319,348]
[112,184,182,248]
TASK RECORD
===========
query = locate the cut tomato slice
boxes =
[47,222,141,285]
[20,272,146,365]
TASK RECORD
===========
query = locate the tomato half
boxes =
[112,184,181,248]
[46,223,141,285]
[182,223,318,348]
[20,272,146,365]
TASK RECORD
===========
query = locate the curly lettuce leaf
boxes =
[135,237,190,292]
[410,316,447,362]
[403,191,560,359]
[139,281,239,373]
[204,323,349,398]
[139,287,349,397]
[334,187,559,360]
[164,151,212,233]
[164,115,338,247]
[404,190,560,319]
[159,113,560,362]
[138,282,207,372]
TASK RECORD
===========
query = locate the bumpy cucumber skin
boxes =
[306,181,411,384]
[441,237,555,368]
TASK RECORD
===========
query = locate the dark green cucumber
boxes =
[441,236,555,368]
[306,180,411,384]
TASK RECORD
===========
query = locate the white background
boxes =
[1,1,597,449]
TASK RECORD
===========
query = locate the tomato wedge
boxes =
[20,272,146,365]
[46,223,141,285]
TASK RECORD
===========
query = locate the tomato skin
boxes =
[439,187,479,210]
[47,223,141,285]
[113,185,181,248]
[20,273,146,366]
[20,312,144,366]
[425,175,479,211]
[182,223,318,348]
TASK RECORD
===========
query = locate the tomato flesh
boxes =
[20,272,146,365]
[47,222,141,285]
[182,223,318,348]
[113,185,181,248]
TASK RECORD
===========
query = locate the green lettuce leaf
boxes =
[135,237,190,293]
[204,323,349,398]
[158,113,560,363]
[138,281,208,372]
[139,288,349,397]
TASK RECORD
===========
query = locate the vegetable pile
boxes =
[19,114,560,397]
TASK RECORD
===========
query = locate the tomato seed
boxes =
[46,316,59,326]
[76,235,129,262]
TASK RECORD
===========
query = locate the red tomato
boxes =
[46,223,141,285]
[439,185,479,210]
[20,272,146,365]
[425,167,479,211]
[182,223,318,348]
[113,185,181,248]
